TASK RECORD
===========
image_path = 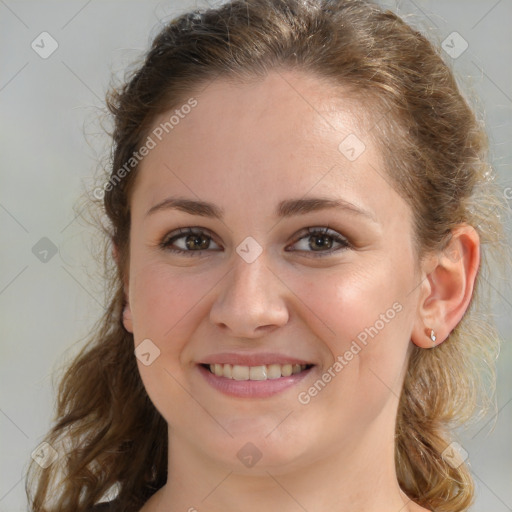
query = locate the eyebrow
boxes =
[145,196,377,223]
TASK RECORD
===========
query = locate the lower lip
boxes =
[197,364,314,398]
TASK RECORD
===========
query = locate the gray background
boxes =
[0,0,511,510]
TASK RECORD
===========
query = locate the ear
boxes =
[122,299,134,333]
[112,243,119,264]
[112,242,133,333]
[411,225,480,349]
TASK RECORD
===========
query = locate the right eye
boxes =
[160,227,222,256]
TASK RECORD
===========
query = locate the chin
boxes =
[199,421,318,474]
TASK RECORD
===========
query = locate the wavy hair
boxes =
[27,0,509,510]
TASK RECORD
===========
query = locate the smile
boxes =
[197,362,315,398]
[204,363,312,380]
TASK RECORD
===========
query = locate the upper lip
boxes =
[199,353,314,366]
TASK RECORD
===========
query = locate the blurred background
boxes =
[1,0,511,510]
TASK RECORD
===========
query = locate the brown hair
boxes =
[26,0,509,510]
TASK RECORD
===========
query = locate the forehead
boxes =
[130,70,405,227]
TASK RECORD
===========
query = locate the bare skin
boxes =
[119,69,479,512]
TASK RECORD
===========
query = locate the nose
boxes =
[209,251,289,339]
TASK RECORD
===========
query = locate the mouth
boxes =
[201,362,314,380]
[197,361,315,398]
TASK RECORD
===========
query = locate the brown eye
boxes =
[160,228,221,256]
[288,227,350,256]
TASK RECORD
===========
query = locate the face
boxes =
[122,70,423,474]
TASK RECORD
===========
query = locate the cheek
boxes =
[128,259,230,389]
[129,261,212,341]
[288,267,413,447]
[295,262,409,346]
[290,257,414,399]
[128,262,215,422]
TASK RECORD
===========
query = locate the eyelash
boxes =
[159,226,351,258]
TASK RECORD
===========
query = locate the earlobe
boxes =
[411,225,480,349]
[113,241,133,333]
[112,243,119,264]
[122,301,134,333]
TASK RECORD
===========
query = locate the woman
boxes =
[26,0,509,511]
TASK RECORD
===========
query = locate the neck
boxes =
[144,406,422,512]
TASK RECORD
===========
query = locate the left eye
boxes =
[287,226,350,256]
[159,226,350,257]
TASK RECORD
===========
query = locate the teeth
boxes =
[207,363,309,380]
[249,365,267,381]
[232,365,249,380]
[267,364,282,379]
[214,363,223,377]
[281,364,292,377]
[223,364,233,379]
